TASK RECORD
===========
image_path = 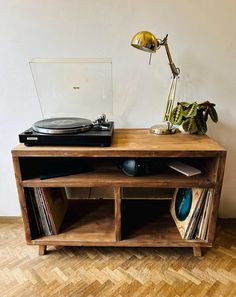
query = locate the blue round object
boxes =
[120,159,137,176]
[175,188,192,221]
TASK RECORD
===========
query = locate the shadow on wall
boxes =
[208,121,236,218]
[209,120,236,185]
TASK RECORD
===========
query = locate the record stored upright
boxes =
[12,129,226,257]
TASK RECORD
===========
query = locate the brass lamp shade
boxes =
[131,31,160,53]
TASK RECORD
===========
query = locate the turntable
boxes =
[19,114,114,146]
[19,58,114,147]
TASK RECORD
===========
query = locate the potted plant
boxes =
[170,101,218,134]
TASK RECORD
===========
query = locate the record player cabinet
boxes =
[12,129,226,257]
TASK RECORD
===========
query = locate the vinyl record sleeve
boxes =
[170,188,205,239]
[41,187,68,234]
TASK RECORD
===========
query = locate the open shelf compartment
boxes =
[33,199,115,244]
[120,189,211,246]
[24,187,116,244]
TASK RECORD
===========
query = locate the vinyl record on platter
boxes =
[32,117,93,134]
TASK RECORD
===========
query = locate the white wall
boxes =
[0,0,235,217]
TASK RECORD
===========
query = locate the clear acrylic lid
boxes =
[29,58,113,120]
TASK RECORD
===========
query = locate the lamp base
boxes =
[150,124,176,135]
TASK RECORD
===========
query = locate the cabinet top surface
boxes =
[12,128,226,157]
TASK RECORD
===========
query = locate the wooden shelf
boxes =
[12,129,226,158]
[12,129,226,256]
[21,170,215,188]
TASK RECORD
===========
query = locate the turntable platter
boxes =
[32,117,93,134]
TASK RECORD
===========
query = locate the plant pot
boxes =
[178,124,191,134]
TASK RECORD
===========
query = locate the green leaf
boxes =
[179,102,190,107]
[170,104,184,125]
[209,106,218,123]
[203,109,209,122]
[182,118,198,133]
[184,102,198,118]
[195,110,207,134]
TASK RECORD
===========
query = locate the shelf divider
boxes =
[114,187,121,241]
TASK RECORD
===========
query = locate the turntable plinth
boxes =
[12,129,226,256]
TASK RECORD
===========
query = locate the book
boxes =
[168,161,201,177]
[170,188,207,239]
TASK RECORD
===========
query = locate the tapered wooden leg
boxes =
[193,247,202,257]
[39,245,47,255]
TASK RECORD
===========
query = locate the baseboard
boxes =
[0,216,22,222]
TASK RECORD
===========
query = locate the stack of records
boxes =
[170,188,213,240]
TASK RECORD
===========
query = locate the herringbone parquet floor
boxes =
[0,218,235,297]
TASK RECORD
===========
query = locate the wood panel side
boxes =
[201,157,219,182]
[207,153,227,242]
[12,156,32,243]
[114,187,121,241]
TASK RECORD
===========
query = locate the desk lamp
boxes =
[131,31,180,134]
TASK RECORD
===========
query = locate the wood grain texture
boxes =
[114,187,121,241]
[29,200,211,248]
[12,157,31,243]
[34,200,116,243]
[11,129,227,257]
[21,171,216,188]
[12,129,226,158]
[0,218,235,297]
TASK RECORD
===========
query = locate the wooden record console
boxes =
[12,129,226,257]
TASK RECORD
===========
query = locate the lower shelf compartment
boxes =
[121,200,189,243]
[33,199,115,244]
[31,198,210,247]
[121,197,211,245]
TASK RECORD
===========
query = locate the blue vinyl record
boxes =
[175,188,193,221]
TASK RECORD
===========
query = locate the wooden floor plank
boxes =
[0,218,235,297]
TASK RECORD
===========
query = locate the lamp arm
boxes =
[161,35,180,78]
[160,35,180,129]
